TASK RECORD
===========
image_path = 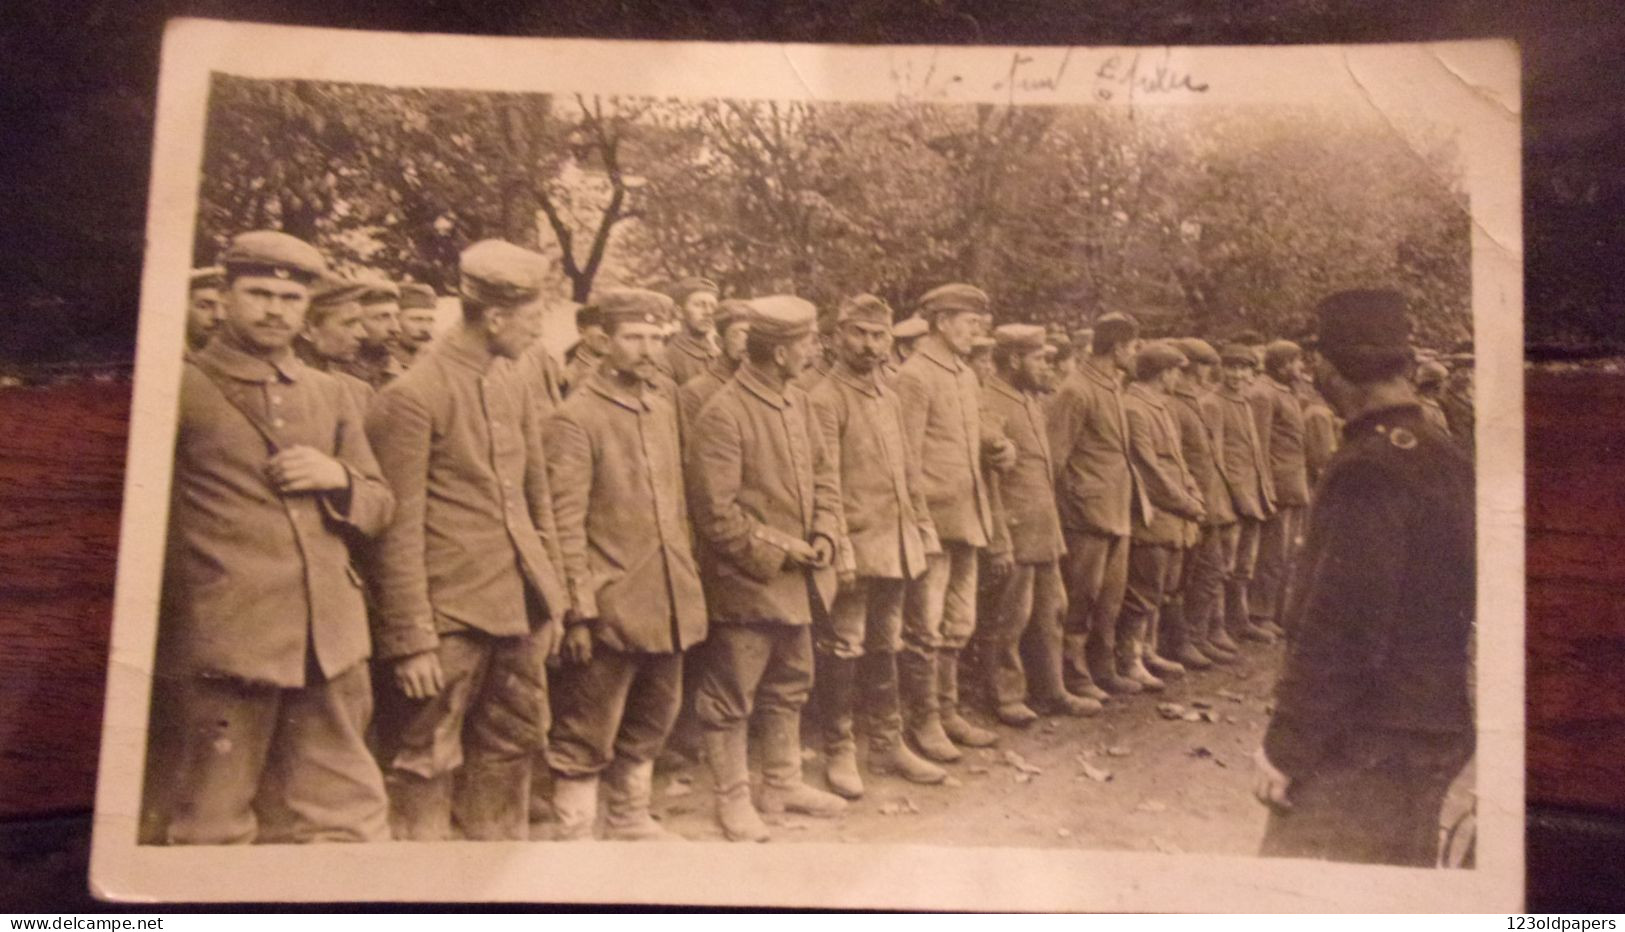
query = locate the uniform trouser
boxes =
[1185,523,1238,644]
[818,577,906,659]
[1121,542,1178,659]
[1261,729,1474,866]
[902,541,979,657]
[1060,529,1132,659]
[162,662,388,845]
[1224,517,1265,633]
[693,623,814,731]
[376,629,544,840]
[1252,505,1304,626]
[979,561,1067,708]
[547,646,683,778]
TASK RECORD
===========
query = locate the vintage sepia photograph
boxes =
[91,21,1523,910]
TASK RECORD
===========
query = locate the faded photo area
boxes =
[141,68,1479,868]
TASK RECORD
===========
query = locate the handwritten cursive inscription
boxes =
[1094,50,1210,103]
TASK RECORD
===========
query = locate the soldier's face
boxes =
[1112,337,1143,374]
[1015,348,1053,391]
[682,292,717,333]
[305,302,366,363]
[186,286,223,350]
[580,323,610,356]
[399,308,437,346]
[835,320,890,374]
[1158,366,1183,393]
[720,321,750,363]
[606,321,663,382]
[487,300,545,360]
[360,301,401,348]
[778,332,818,377]
[223,274,310,355]
[1222,361,1253,391]
[937,310,981,357]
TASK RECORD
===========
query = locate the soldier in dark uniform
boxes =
[344,277,407,389]
[393,282,440,369]
[660,276,720,387]
[1254,288,1475,867]
[292,275,376,410]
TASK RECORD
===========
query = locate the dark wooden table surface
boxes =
[1,370,1622,910]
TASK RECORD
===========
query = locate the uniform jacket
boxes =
[543,370,707,653]
[894,334,994,547]
[981,375,1066,564]
[661,330,717,387]
[1171,386,1237,528]
[1213,385,1275,520]
[1248,375,1311,507]
[341,343,406,390]
[518,341,566,419]
[1262,404,1475,776]
[563,342,605,398]
[808,360,938,580]
[1046,357,1147,538]
[293,339,377,413]
[1123,383,1205,546]
[160,337,396,688]
[1299,383,1340,487]
[365,327,569,660]
[686,362,843,625]
[676,357,733,441]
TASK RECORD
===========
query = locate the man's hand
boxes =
[267,445,350,494]
[986,437,1018,473]
[808,535,835,569]
[987,550,1014,582]
[561,623,594,666]
[784,538,820,567]
[394,649,444,700]
[837,567,858,591]
[1252,746,1293,812]
[534,618,565,665]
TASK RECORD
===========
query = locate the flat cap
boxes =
[460,239,548,307]
[220,230,326,283]
[1093,313,1139,347]
[747,295,817,344]
[994,323,1048,354]
[1135,341,1189,380]
[1174,337,1220,366]
[1316,289,1411,356]
[893,315,929,340]
[1415,360,1449,389]
[917,283,990,318]
[665,276,719,308]
[399,282,438,310]
[356,275,400,305]
[715,299,753,335]
[309,274,368,309]
[1219,342,1260,366]
[1264,340,1303,371]
[837,294,894,329]
[597,288,675,329]
[189,266,225,290]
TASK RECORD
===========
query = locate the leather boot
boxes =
[1164,599,1213,670]
[756,709,848,817]
[1206,598,1243,659]
[602,759,675,841]
[1239,620,1278,644]
[1119,638,1166,692]
[386,771,454,841]
[861,651,947,785]
[549,772,599,841]
[815,653,863,800]
[702,726,768,842]
[1087,630,1143,695]
[1062,633,1111,701]
[938,649,997,747]
[898,649,961,762]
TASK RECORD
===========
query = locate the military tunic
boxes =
[1260,404,1475,865]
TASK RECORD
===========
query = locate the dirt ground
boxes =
[597,640,1477,858]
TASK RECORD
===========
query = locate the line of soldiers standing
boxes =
[153,228,1473,861]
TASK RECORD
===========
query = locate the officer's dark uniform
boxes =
[1259,289,1475,867]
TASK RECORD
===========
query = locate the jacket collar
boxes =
[196,331,302,384]
[440,325,499,375]
[831,359,884,398]
[737,362,792,411]
[988,374,1029,406]
[586,369,652,413]
[1126,381,1171,411]
[917,333,966,374]
[1081,356,1123,391]
[671,330,717,361]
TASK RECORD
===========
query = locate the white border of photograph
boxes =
[91,19,1523,911]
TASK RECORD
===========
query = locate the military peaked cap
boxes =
[220,231,326,284]
[460,240,548,307]
[747,295,817,343]
[917,283,990,318]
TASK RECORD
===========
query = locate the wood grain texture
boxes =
[0,369,1621,820]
